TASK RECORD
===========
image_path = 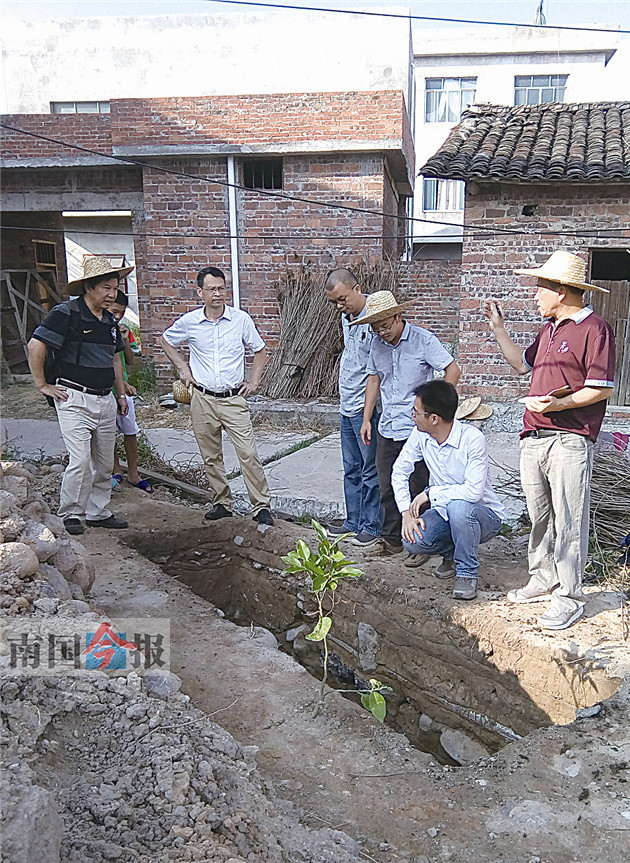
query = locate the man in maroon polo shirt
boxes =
[484,250,615,631]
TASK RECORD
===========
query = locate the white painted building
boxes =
[411,26,623,257]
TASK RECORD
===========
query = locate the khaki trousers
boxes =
[55,389,117,522]
[520,433,594,615]
[190,390,270,515]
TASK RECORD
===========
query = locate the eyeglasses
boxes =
[372,318,396,334]
[202,286,227,294]
[411,408,432,419]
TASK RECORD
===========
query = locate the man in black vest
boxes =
[28,257,131,536]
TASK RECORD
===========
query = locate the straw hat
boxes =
[348,291,417,327]
[514,250,609,293]
[456,396,493,422]
[67,256,134,294]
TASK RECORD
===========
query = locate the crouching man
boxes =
[392,381,505,600]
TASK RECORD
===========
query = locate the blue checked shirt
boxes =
[367,323,454,441]
[339,307,377,417]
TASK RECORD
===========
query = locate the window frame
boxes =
[425,77,477,124]
[242,158,283,191]
[50,101,111,114]
[514,74,568,106]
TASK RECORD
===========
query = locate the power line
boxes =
[3,123,629,241]
[205,1,630,36]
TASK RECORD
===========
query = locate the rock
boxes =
[22,500,51,521]
[233,536,244,546]
[251,627,278,649]
[144,670,182,699]
[418,714,433,731]
[0,775,64,863]
[357,621,379,672]
[34,597,58,614]
[0,489,17,517]
[20,521,60,562]
[68,539,95,593]
[0,461,32,478]
[576,704,602,719]
[39,564,73,599]
[42,513,67,537]
[0,542,40,579]
[59,599,92,615]
[440,729,490,765]
[285,624,308,642]
[0,512,26,541]
[49,463,65,475]
[0,475,29,505]
[69,583,85,600]
[51,541,78,575]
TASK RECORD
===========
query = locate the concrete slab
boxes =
[144,428,317,476]
[1,418,65,458]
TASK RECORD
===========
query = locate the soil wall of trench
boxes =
[125,521,621,754]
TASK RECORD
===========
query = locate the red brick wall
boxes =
[1,114,112,160]
[459,182,630,398]
[398,259,461,351]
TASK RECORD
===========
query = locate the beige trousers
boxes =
[55,389,117,522]
[190,390,270,515]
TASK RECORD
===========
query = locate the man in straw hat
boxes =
[484,249,616,630]
[28,256,133,535]
[324,268,381,548]
[160,266,273,526]
[392,380,505,599]
[354,290,460,557]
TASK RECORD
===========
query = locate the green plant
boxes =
[127,358,156,396]
[282,520,392,721]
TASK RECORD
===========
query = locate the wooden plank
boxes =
[3,274,29,364]
[118,460,214,500]
[32,270,63,304]
[591,278,630,406]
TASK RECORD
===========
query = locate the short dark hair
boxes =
[413,380,458,422]
[114,290,128,307]
[197,266,226,288]
[324,267,359,291]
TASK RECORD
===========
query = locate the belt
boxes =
[57,378,112,397]
[193,384,241,398]
[523,429,565,439]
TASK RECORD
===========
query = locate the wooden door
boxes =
[591,279,630,406]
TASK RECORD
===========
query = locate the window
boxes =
[425,78,476,123]
[33,240,57,273]
[422,178,465,211]
[514,75,567,106]
[50,101,110,114]
[243,159,283,190]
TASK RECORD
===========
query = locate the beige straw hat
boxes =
[455,396,493,422]
[67,256,135,294]
[348,290,417,327]
[514,250,609,293]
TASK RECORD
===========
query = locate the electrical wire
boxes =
[3,123,629,241]
[204,0,630,36]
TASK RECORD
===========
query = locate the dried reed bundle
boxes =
[590,449,630,545]
[261,259,400,399]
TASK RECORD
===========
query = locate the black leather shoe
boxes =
[253,508,274,526]
[64,518,85,535]
[204,504,233,521]
[86,516,129,529]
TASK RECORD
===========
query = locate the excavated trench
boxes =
[125,522,621,764]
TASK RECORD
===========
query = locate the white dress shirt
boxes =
[163,305,265,391]
[391,419,506,521]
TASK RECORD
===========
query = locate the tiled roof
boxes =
[421,101,630,182]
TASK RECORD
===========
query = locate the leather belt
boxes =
[193,384,241,398]
[57,378,112,397]
[523,429,565,439]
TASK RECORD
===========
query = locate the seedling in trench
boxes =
[282,520,392,721]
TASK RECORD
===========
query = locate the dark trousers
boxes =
[376,431,429,546]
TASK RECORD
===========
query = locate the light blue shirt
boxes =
[339,306,377,417]
[391,419,506,521]
[366,323,454,441]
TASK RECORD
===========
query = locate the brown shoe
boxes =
[403,553,431,568]
[366,539,403,557]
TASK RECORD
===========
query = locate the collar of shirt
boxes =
[191,304,232,324]
[423,419,463,453]
[378,320,410,348]
[552,305,593,329]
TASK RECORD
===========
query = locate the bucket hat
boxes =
[348,290,417,327]
[67,256,134,294]
[514,250,609,293]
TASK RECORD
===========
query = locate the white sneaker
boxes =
[506,583,558,604]
[537,605,584,631]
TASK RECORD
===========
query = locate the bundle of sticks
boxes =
[590,449,630,546]
[261,260,400,399]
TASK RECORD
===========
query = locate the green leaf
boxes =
[311,573,327,592]
[296,539,312,560]
[360,692,370,710]
[339,567,363,578]
[305,616,332,642]
[368,692,387,723]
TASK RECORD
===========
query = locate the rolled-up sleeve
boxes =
[392,430,425,513]
[429,434,488,513]
[162,317,188,347]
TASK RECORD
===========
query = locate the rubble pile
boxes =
[0,461,361,863]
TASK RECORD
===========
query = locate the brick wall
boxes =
[459,181,630,398]
[398,259,461,352]
[1,114,112,161]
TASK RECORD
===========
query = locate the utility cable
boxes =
[204,1,630,36]
[2,123,629,240]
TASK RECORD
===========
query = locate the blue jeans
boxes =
[340,412,381,536]
[403,500,502,580]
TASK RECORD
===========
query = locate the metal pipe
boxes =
[226,155,240,309]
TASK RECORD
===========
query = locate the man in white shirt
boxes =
[392,380,505,600]
[160,266,273,525]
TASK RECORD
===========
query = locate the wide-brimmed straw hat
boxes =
[514,250,609,293]
[67,256,135,294]
[455,396,493,422]
[348,290,417,327]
